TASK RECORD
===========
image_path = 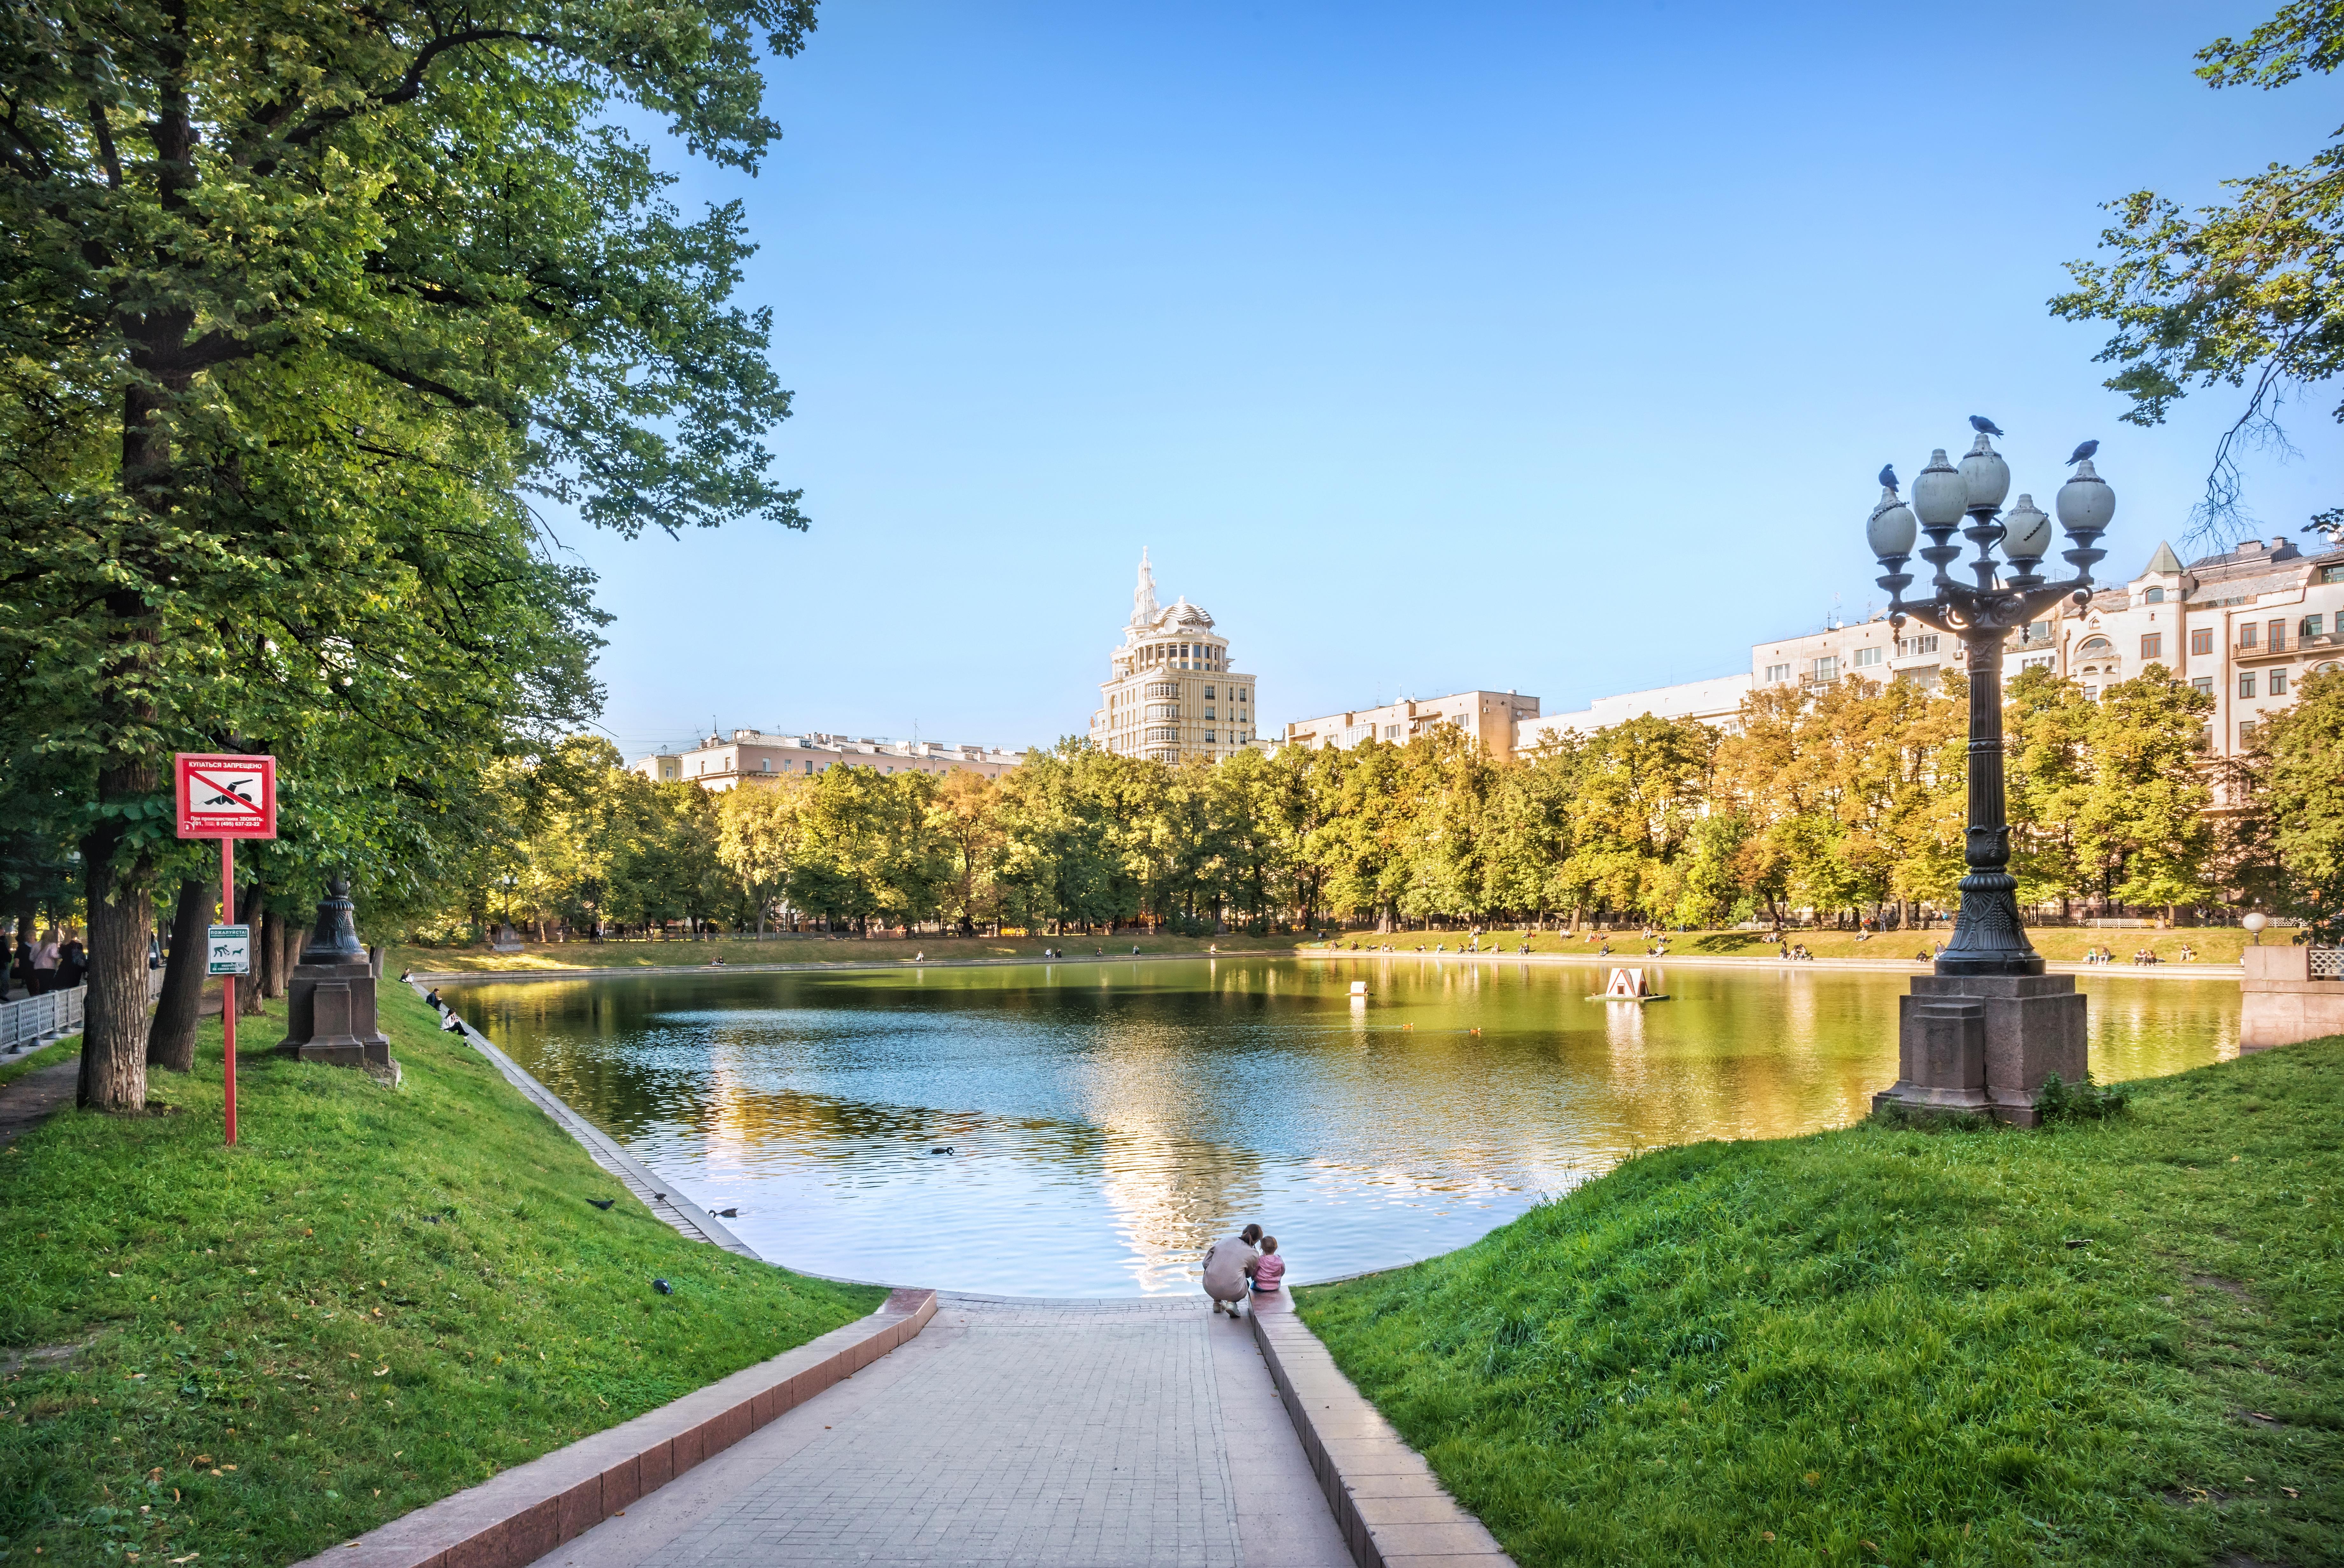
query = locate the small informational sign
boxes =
[175,753,278,839]
[207,924,252,976]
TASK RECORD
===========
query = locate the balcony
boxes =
[2236,635,2297,662]
[1144,681,1178,699]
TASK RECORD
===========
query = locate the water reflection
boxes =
[452,957,2238,1296]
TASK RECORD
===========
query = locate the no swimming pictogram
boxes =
[175,753,278,839]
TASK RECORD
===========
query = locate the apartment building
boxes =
[1523,672,1752,745]
[1283,689,1542,764]
[1089,550,1263,763]
[631,730,1022,791]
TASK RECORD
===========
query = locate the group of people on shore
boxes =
[1200,1224,1288,1316]
[3,928,84,999]
[2083,944,2188,965]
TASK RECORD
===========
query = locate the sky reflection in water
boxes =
[452,957,2239,1296]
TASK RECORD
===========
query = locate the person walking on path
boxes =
[29,929,59,996]
[1203,1224,1262,1317]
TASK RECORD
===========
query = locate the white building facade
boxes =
[1284,690,1541,763]
[631,731,1022,791]
[1089,550,1262,764]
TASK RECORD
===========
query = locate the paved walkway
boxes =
[532,1294,1351,1568]
[0,1056,81,1143]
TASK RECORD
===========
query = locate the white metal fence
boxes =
[2,967,170,1053]
[2313,948,2344,981]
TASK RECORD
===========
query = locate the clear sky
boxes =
[569,0,2342,760]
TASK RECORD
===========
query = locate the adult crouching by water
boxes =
[1202,1224,1262,1317]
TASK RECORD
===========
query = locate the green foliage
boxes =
[2051,0,2344,527]
[1301,1040,2344,1567]
[0,986,880,1565]
[2239,665,2344,939]
[2035,1070,2134,1123]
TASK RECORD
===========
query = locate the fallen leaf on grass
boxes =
[1761,1531,1775,1542]
[372,1366,388,1377]
[2283,1487,2299,1499]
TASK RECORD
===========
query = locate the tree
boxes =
[2242,665,2344,936]
[0,0,815,1107]
[2073,666,2217,917]
[2051,0,2344,534]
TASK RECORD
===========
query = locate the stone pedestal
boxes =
[279,878,393,1071]
[1873,974,2085,1127]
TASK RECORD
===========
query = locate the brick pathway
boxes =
[536,1295,1351,1568]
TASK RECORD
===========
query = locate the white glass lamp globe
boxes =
[2243,911,2269,934]
[1957,432,2011,512]
[2056,457,2116,535]
[2002,495,2053,560]
[1911,449,1967,528]
[1868,491,1918,559]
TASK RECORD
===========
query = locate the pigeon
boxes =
[586,1197,615,1211]
[652,1278,673,1295]
[2066,439,2099,464]
[1969,414,2005,437]
[1877,463,1898,490]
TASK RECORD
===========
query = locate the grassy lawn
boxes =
[0,984,882,1567]
[1300,1038,2343,1567]
[394,928,1311,974]
[0,1035,81,1089]
[1305,926,2255,965]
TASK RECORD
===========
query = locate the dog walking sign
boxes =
[175,753,278,1147]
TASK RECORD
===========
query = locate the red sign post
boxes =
[174,754,277,1145]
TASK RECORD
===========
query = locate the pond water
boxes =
[449,956,2241,1297]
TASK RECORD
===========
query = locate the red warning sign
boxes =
[175,753,278,839]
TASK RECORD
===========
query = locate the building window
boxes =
[1384,723,1401,738]
[1765,663,1791,683]
[1898,634,1939,656]
[2271,618,2289,649]
[2240,623,2259,649]
[1854,646,1883,668]
[2021,654,2054,670]
[2327,565,2344,583]
[2192,628,2214,656]
[2271,670,2289,696]
[2076,635,2113,654]
[1811,655,1839,681]
[2193,676,2214,695]
[2023,620,2053,644]
[2200,724,2213,751]
[1204,686,1216,700]
[2241,720,2259,745]
[2140,633,2162,659]
[2144,586,2165,603]
[2083,685,2098,700]
[2240,671,2257,698]
[2304,614,2326,638]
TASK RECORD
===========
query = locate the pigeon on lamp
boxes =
[1969,415,2005,437]
[1877,463,1898,491]
[2066,439,2099,464]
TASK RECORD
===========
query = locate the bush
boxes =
[2035,1071,2132,1123]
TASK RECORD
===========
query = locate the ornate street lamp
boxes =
[1864,427,2113,1123]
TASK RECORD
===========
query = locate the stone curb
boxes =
[1250,1307,1515,1568]
[290,1288,938,1568]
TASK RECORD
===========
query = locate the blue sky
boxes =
[571,0,2342,759]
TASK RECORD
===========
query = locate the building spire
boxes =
[1130,547,1158,627]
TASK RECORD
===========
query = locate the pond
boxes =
[448,955,2241,1297]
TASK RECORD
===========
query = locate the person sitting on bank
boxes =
[1251,1235,1287,1298]
[1202,1224,1262,1317]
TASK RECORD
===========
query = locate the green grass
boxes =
[1300,1040,2344,1567]
[0,1035,80,1089]
[395,928,1310,974]
[0,984,882,1567]
[1307,926,2253,964]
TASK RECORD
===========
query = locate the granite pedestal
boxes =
[278,878,394,1072]
[1873,974,2085,1127]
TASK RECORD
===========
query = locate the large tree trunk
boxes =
[146,878,213,1072]
[237,885,267,1016]
[77,759,156,1111]
[281,914,304,982]
[260,900,289,998]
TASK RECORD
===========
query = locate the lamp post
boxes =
[1865,428,2113,1123]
